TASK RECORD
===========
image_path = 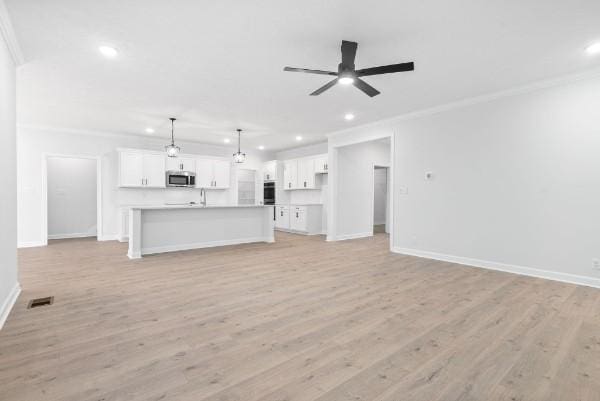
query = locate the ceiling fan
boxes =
[284,40,414,97]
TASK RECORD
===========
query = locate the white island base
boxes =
[127,205,275,259]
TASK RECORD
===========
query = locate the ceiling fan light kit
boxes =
[284,40,414,97]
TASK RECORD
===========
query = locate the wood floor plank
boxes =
[1,232,599,401]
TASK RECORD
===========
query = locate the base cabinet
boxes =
[275,205,322,235]
[275,206,290,229]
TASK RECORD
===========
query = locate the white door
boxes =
[143,154,166,187]
[283,160,297,190]
[290,207,307,231]
[119,152,144,187]
[276,206,289,229]
[213,160,231,189]
[195,158,213,188]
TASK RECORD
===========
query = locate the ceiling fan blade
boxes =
[356,62,414,77]
[341,40,358,68]
[284,67,338,76]
[310,78,338,96]
[353,78,380,97]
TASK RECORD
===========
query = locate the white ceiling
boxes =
[7,0,600,151]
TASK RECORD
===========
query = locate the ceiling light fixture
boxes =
[338,76,354,85]
[145,127,155,134]
[233,129,246,163]
[165,118,180,157]
[585,42,600,55]
[344,113,355,121]
[258,145,265,150]
[295,136,303,141]
[98,45,118,58]
[224,138,231,143]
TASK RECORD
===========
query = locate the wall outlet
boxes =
[593,259,600,270]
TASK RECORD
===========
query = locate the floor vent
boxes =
[28,296,54,309]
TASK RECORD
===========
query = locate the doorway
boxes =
[43,155,102,243]
[373,166,390,235]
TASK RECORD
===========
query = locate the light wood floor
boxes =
[2,232,600,401]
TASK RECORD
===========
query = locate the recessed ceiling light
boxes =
[98,45,118,58]
[258,145,265,150]
[295,136,303,141]
[585,42,600,55]
[338,76,354,85]
[224,138,231,143]
[344,113,355,121]
[145,127,155,134]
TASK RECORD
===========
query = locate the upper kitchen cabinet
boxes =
[166,156,196,172]
[313,154,329,174]
[196,158,231,189]
[119,150,166,188]
[297,158,315,189]
[263,160,277,181]
[283,160,298,190]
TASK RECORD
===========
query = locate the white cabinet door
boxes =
[181,157,196,172]
[166,157,196,172]
[314,154,328,174]
[283,160,297,190]
[213,160,231,189]
[290,207,307,231]
[298,158,315,189]
[143,154,166,187]
[275,206,289,229]
[263,160,277,181]
[195,158,213,188]
[119,152,144,187]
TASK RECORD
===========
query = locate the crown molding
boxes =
[0,0,24,65]
[327,67,600,140]
[17,123,237,152]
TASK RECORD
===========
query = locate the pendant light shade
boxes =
[233,128,246,163]
[165,118,180,157]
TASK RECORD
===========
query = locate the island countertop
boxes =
[129,204,272,210]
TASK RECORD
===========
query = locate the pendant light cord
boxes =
[237,129,242,153]
[170,118,176,145]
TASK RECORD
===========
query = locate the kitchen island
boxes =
[127,205,275,259]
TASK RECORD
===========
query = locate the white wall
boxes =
[373,168,387,226]
[334,138,390,239]
[47,157,97,239]
[0,13,19,328]
[329,73,600,286]
[17,127,270,246]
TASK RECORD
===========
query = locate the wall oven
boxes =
[166,170,196,187]
[263,181,275,205]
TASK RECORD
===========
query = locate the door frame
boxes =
[370,165,391,235]
[41,153,103,245]
[327,131,395,250]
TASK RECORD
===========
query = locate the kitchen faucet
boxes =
[200,188,207,206]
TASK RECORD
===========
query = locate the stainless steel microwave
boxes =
[165,170,196,187]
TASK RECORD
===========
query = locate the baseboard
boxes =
[331,232,374,241]
[17,241,46,248]
[392,247,600,289]
[140,236,273,257]
[0,283,21,330]
[98,234,119,241]
[48,233,96,240]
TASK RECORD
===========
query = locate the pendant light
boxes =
[233,128,246,163]
[165,117,180,157]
